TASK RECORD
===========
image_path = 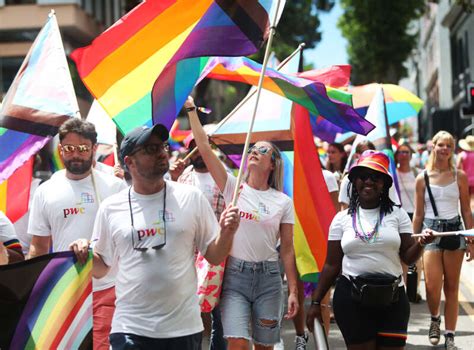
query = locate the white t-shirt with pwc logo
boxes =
[223,175,294,262]
[27,169,126,290]
[93,181,219,338]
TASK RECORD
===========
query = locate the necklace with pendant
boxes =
[352,207,384,243]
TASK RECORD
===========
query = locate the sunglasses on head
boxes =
[61,144,91,153]
[132,143,169,156]
[247,145,275,160]
[356,172,385,182]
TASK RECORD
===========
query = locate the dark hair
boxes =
[59,118,97,145]
[355,140,375,154]
[328,142,348,172]
[347,175,395,216]
[394,142,414,161]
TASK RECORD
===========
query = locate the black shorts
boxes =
[333,276,410,347]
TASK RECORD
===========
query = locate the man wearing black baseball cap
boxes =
[70,123,240,350]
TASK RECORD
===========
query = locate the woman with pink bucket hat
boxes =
[307,150,433,349]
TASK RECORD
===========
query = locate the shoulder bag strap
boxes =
[423,170,438,217]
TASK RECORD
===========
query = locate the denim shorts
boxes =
[220,256,283,346]
[423,216,467,251]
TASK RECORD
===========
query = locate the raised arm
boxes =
[185,97,228,192]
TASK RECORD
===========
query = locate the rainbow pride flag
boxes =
[0,13,79,182]
[292,103,337,282]
[0,156,33,223]
[202,57,374,135]
[0,251,92,350]
[72,0,282,134]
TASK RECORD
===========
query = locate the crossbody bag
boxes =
[423,170,461,250]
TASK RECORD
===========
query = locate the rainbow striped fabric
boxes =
[292,103,337,282]
[0,252,92,350]
[0,14,78,182]
[202,57,374,135]
[0,157,33,223]
[72,0,281,134]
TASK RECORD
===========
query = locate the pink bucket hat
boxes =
[348,150,393,186]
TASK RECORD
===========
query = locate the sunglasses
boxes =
[61,144,91,153]
[397,150,410,155]
[128,185,167,251]
[247,145,275,160]
[132,143,170,156]
[356,172,385,182]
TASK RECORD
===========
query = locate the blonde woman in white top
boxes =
[413,131,473,349]
[185,97,298,350]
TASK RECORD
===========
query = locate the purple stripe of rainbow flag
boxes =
[72,0,277,135]
[10,252,92,350]
[204,57,374,135]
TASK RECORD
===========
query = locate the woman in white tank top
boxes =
[413,131,473,349]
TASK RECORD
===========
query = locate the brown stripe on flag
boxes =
[216,0,270,50]
[0,105,70,137]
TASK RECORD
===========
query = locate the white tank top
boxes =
[424,173,460,219]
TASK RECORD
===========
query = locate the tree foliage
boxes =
[270,0,322,62]
[338,0,425,84]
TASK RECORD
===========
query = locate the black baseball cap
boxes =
[120,124,169,162]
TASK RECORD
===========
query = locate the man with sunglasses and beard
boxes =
[27,118,126,350]
[69,124,240,350]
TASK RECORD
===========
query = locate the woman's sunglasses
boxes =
[247,145,275,160]
[356,172,385,182]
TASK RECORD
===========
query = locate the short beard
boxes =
[136,158,170,180]
[64,156,93,175]
[190,156,206,170]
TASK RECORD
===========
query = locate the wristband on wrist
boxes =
[185,106,196,112]
[311,300,321,306]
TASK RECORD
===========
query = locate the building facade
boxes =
[411,0,474,141]
[0,0,127,113]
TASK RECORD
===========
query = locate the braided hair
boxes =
[347,177,396,216]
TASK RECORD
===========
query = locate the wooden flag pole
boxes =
[210,42,305,136]
[231,0,283,206]
[183,43,305,162]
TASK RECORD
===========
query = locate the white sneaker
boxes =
[429,317,441,345]
[274,338,285,350]
[295,332,308,350]
[445,334,457,350]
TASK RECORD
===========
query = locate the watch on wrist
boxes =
[186,106,196,112]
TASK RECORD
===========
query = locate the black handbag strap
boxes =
[424,170,438,217]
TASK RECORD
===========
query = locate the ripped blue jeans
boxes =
[220,256,283,346]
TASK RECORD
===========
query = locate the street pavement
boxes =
[202,258,473,349]
[281,259,474,349]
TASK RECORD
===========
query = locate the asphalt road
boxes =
[202,258,473,349]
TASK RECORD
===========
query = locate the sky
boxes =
[303,2,348,69]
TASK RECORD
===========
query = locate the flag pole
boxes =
[231,0,283,206]
[210,42,305,136]
[412,229,474,238]
[183,41,303,163]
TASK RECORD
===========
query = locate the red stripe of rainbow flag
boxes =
[293,103,336,282]
[72,0,276,134]
[0,156,33,223]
